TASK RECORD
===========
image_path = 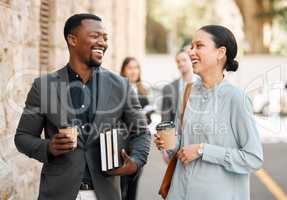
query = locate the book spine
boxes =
[112,129,119,168]
[100,133,107,171]
[106,130,113,170]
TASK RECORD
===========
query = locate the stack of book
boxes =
[100,129,124,171]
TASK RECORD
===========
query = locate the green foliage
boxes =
[146,15,168,53]
[273,6,287,31]
[146,0,287,54]
[146,0,220,53]
[260,0,287,54]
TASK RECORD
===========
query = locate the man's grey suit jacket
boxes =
[161,79,179,122]
[14,66,151,200]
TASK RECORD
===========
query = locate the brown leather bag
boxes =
[158,83,192,199]
[158,152,178,199]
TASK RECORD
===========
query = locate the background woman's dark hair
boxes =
[200,25,239,72]
[120,57,148,96]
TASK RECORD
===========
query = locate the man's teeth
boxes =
[192,60,199,64]
[92,49,104,54]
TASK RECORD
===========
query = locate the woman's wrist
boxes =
[197,143,204,157]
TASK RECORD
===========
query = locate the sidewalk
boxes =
[138,143,166,200]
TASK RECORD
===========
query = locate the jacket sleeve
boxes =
[201,92,263,174]
[161,84,173,122]
[122,82,151,168]
[14,78,49,163]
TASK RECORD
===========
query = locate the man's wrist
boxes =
[129,156,139,171]
[47,139,56,161]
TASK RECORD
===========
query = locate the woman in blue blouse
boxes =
[155,25,263,200]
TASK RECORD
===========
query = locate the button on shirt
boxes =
[68,67,97,186]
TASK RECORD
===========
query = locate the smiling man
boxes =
[14,13,151,200]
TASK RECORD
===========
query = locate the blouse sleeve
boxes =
[201,90,263,174]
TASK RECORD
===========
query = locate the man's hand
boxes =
[177,144,201,167]
[48,132,75,157]
[106,149,138,176]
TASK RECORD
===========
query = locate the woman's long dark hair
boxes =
[120,57,148,96]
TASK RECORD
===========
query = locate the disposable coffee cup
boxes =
[59,126,79,148]
[156,121,176,150]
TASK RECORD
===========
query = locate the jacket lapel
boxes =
[87,67,113,144]
[55,66,85,144]
[56,66,70,126]
[174,79,180,112]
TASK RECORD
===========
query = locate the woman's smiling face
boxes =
[189,30,222,77]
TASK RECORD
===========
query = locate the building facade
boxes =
[0,0,146,199]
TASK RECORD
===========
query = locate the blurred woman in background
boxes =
[120,57,153,124]
[120,56,153,200]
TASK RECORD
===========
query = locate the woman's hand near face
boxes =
[177,144,202,166]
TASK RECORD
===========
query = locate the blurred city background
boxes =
[0,0,287,199]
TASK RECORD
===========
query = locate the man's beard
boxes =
[85,57,101,68]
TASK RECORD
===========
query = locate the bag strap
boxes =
[179,82,192,127]
[158,82,192,199]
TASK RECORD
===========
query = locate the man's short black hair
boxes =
[64,13,102,42]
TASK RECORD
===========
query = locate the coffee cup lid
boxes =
[156,121,175,131]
